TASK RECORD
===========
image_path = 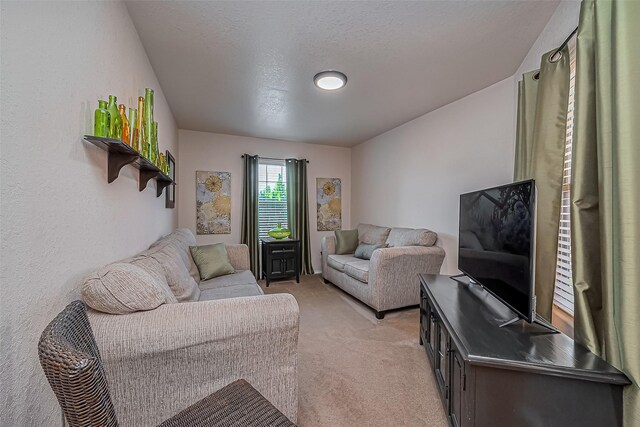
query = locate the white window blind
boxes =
[258,160,288,240]
[553,43,576,315]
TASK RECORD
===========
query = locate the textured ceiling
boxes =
[126,1,559,146]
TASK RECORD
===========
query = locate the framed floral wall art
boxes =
[196,171,231,234]
[317,177,341,231]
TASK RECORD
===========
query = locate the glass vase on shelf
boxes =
[159,153,165,175]
[107,95,123,140]
[150,121,158,164]
[94,100,109,137]
[143,88,154,158]
[129,108,139,152]
[137,96,146,156]
[119,104,130,145]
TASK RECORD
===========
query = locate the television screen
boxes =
[458,180,536,322]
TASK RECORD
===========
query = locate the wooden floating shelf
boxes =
[84,135,175,197]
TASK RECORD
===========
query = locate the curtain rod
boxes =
[552,26,578,59]
[241,155,309,163]
[534,26,578,80]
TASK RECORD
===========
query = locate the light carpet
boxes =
[260,274,448,427]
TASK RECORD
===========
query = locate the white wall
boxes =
[178,130,351,272]
[0,2,178,426]
[350,0,581,275]
[351,77,516,274]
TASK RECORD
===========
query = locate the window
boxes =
[258,160,288,240]
[553,42,576,315]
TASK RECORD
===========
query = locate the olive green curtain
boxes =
[241,154,260,279]
[286,159,314,275]
[513,47,570,320]
[513,70,539,181]
[572,0,640,424]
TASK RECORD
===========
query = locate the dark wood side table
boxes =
[260,238,300,287]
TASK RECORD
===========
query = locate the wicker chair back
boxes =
[38,300,118,427]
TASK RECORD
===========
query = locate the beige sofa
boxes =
[86,229,299,426]
[321,224,445,319]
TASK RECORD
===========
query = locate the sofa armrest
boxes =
[368,245,445,311]
[321,236,336,277]
[89,294,299,426]
[225,243,250,271]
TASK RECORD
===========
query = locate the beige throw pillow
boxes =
[190,243,235,281]
[81,263,176,315]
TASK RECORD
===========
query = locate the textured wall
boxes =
[349,1,581,276]
[177,130,351,272]
[0,2,178,425]
[351,77,517,275]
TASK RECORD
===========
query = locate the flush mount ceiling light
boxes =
[314,70,347,91]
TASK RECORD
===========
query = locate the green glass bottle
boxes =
[129,108,139,152]
[150,121,158,164]
[143,88,154,156]
[159,153,165,174]
[94,100,109,137]
[136,97,147,157]
[107,95,123,140]
[119,104,130,145]
[154,122,160,166]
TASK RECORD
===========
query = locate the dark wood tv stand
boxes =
[419,274,630,427]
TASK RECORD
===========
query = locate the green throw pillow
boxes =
[189,243,235,281]
[335,229,359,255]
[354,242,388,260]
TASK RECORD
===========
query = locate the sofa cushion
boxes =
[150,228,200,284]
[334,229,359,255]
[344,261,370,283]
[386,227,437,247]
[224,244,251,271]
[198,284,264,301]
[327,254,361,272]
[134,244,201,303]
[354,242,387,260]
[199,270,257,291]
[125,253,181,299]
[357,223,391,245]
[190,243,236,281]
[81,263,176,315]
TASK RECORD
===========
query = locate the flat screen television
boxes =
[458,180,536,323]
